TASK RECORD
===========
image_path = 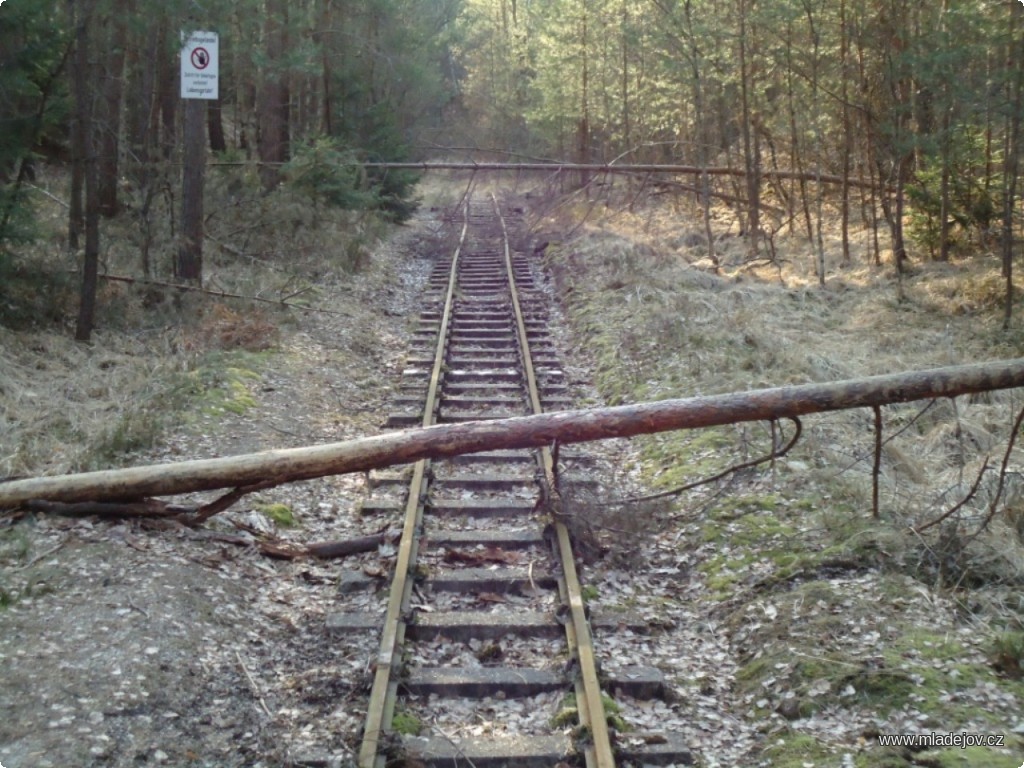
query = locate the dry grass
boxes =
[0,324,186,476]
[0,163,403,480]
[537,182,1024,762]
[540,183,1024,589]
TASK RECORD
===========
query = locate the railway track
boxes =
[327,195,693,767]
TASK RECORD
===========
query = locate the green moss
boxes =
[851,750,910,768]
[202,376,258,415]
[551,692,578,728]
[989,631,1024,679]
[391,711,421,736]
[257,503,297,528]
[183,351,270,418]
[637,429,736,487]
[912,747,1022,768]
[733,587,1018,731]
[758,732,839,767]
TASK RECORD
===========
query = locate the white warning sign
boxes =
[180,31,219,100]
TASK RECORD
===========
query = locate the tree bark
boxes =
[258,0,289,190]
[737,0,759,251]
[3,359,1024,508]
[207,97,227,153]
[96,0,126,217]
[176,98,206,284]
[155,15,176,159]
[67,0,90,251]
[839,0,852,267]
[1001,5,1022,329]
[72,0,100,342]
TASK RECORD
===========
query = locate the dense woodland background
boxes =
[1,0,1023,337]
[5,7,1024,764]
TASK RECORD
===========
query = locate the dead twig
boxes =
[235,650,273,719]
[872,405,883,519]
[17,538,68,570]
[84,272,352,316]
[826,399,937,482]
[966,402,1024,544]
[186,481,280,525]
[596,417,802,506]
[911,457,990,534]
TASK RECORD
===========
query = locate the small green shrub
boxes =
[257,503,297,528]
[906,128,1000,258]
[989,631,1024,679]
[284,136,374,213]
[391,711,422,736]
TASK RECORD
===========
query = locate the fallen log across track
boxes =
[2,358,1024,509]
[361,160,882,189]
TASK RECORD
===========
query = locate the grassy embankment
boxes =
[541,192,1024,767]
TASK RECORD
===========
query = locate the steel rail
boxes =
[492,194,616,768]
[357,204,470,768]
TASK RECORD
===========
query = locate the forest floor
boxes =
[2,173,1024,768]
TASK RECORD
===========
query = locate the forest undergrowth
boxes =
[0,164,450,768]
[0,163,401,479]
[534,179,1024,767]
[2,171,1024,765]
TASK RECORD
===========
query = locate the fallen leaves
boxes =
[443,546,522,567]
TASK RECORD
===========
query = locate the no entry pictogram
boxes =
[180,31,218,99]
[191,47,210,70]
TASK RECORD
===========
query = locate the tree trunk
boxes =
[96,0,126,217]
[71,0,100,342]
[839,0,852,267]
[176,98,205,284]
[683,0,716,266]
[785,29,813,242]
[123,0,157,195]
[319,0,333,135]
[208,97,227,153]
[737,0,759,252]
[1002,5,1022,329]
[258,0,290,190]
[155,16,176,159]
[67,0,88,251]
[4,359,1024,508]
[577,5,591,189]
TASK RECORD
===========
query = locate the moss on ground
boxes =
[391,711,422,736]
[257,502,297,528]
[550,213,1024,767]
[911,747,1022,768]
[758,732,847,767]
[189,354,267,417]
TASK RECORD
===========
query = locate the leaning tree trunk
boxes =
[3,359,1024,508]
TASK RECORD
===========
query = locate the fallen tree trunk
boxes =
[2,359,1024,508]
[359,161,884,190]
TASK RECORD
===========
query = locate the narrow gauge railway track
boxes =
[328,196,692,767]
